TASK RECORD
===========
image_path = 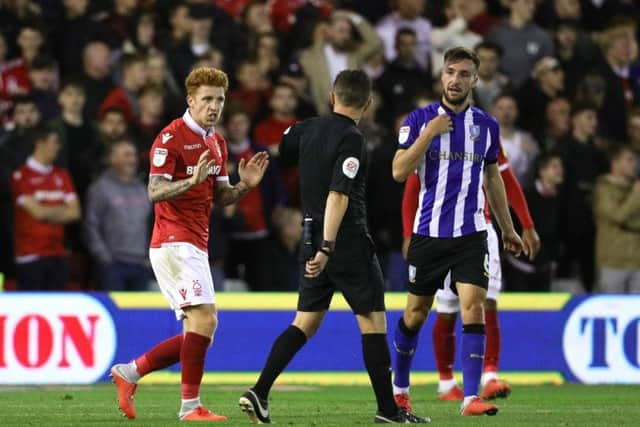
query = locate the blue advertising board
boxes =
[1,292,638,385]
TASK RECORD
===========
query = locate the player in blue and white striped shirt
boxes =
[390,47,524,417]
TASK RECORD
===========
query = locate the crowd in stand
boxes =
[0,0,639,293]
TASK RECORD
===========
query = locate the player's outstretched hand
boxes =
[423,114,452,137]
[190,150,215,186]
[304,251,329,278]
[239,151,269,188]
[502,229,524,257]
[521,228,541,261]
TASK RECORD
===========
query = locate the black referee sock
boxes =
[253,325,307,400]
[362,333,397,417]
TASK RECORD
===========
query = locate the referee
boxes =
[239,70,429,424]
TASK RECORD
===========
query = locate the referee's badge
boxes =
[342,157,360,179]
[153,148,168,167]
[408,265,416,284]
[469,125,481,141]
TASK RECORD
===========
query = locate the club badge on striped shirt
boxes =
[469,125,481,141]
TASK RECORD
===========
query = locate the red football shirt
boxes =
[149,110,229,252]
[11,158,77,260]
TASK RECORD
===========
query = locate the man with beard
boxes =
[391,47,524,417]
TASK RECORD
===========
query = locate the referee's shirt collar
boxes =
[331,111,357,125]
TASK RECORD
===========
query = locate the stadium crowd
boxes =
[0,0,639,293]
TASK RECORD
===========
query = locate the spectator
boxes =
[504,152,564,292]
[464,0,500,36]
[28,54,60,122]
[300,9,382,115]
[487,0,553,87]
[262,206,303,291]
[15,24,44,68]
[376,0,432,71]
[251,32,280,83]
[10,127,80,290]
[472,41,510,112]
[558,101,607,292]
[98,107,129,150]
[278,60,317,119]
[228,60,270,118]
[0,32,30,121]
[540,96,571,152]
[593,18,640,142]
[0,95,41,170]
[99,53,148,125]
[81,41,114,120]
[50,79,101,206]
[101,0,140,48]
[430,0,482,78]
[517,56,565,135]
[628,107,640,176]
[167,2,191,49]
[131,84,166,179]
[121,12,161,57]
[594,145,640,293]
[85,140,152,291]
[222,106,282,291]
[169,4,216,83]
[492,93,539,188]
[254,82,298,155]
[552,19,600,97]
[146,52,183,117]
[376,28,432,125]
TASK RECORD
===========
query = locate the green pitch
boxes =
[2,384,639,426]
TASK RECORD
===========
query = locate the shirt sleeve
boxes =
[10,169,31,206]
[329,131,364,196]
[217,136,229,182]
[397,110,420,150]
[485,117,500,165]
[278,122,300,168]
[149,134,178,180]
[402,173,420,238]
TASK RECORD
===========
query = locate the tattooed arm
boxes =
[214,180,250,206]
[148,149,214,202]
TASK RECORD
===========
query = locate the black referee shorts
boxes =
[406,231,489,296]
[297,229,386,315]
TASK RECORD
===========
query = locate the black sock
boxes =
[362,333,397,417]
[253,325,307,400]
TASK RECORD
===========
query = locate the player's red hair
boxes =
[185,67,229,96]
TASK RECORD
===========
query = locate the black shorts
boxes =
[406,231,489,296]
[298,229,386,315]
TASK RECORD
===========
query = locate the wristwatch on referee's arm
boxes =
[319,240,335,257]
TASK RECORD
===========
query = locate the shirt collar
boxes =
[26,157,53,174]
[439,101,470,116]
[183,109,215,137]
[331,111,356,125]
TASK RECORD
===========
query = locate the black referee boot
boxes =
[239,389,271,424]
[374,408,432,423]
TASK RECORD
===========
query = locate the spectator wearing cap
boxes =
[299,9,382,115]
[558,101,607,292]
[278,60,317,119]
[472,41,510,112]
[593,18,640,142]
[487,0,553,88]
[28,55,60,122]
[98,54,148,125]
[81,41,114,120]
[516,56,565,135]
[594,145,640,293]
[376,28,432,125]
[376,0,432,71]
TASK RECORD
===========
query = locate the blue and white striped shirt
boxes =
[398,102,500,238]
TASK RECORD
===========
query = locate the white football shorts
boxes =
[436,222,502,313]
[149,242,216,320]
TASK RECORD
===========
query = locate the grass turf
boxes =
[1,383,639,426]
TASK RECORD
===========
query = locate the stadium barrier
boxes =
[0,292,638,385]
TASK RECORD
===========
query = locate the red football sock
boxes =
[432,315,456,380]
[135,334,183,377]
[181,332,211,400]
[484,310,500,373]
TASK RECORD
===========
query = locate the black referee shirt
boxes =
[280,112,368,228]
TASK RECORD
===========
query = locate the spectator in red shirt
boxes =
[10,127,81,290]
[99,54,148,125]
[223,105,285,290]
[0,32,30,122]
